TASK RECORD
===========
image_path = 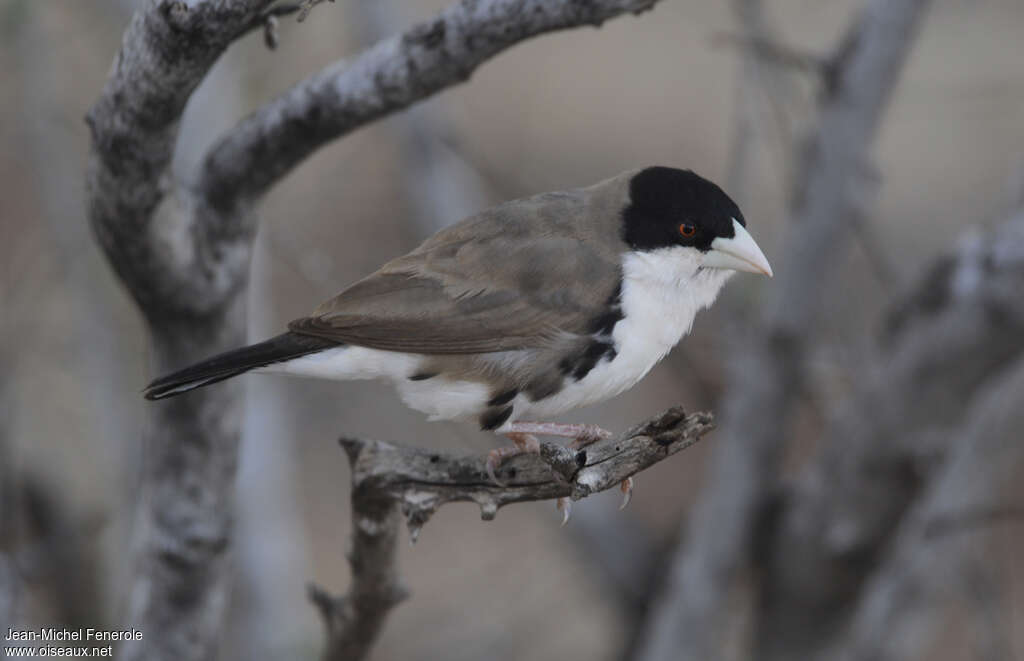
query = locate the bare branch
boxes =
[296,0,332,23]
[85,0,273,315]
[712,31,829,76]
[634,2,932,659]
[308,407,711,661]
[352,0,493,237]
[834,354,1024,661]
[196,0,661,218]
[755,207,1024,661]
[83,7,280,661]
[348,407,711,532]
[308,484,407,661]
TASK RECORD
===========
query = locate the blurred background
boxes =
[1,0,1023,659]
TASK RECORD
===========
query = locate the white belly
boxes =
[258,345,491,422]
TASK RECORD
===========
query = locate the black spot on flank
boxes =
[408,371,437,381]
[622,167,745,253]
[577,341,606,378]
[575,451,587,468]
[572,340,616,381]
[479,406,513,431]
[589,309,623,336]
[429,455,440,463]
[488,389,518,407]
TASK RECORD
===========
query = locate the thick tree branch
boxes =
[634,2,932,660]
[756,207,1024,661]
[85,0,273,316]
[197,0,660,218]
[834,354,1024,661]
[308,407,712,661]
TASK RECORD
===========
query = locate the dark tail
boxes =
[144,332,340,400]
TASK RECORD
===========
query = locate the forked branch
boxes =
[309,407,713,661]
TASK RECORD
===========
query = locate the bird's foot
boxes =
[553,477,631,527]
[504,421,612,449]
[490,423,626,520]
[556,497,572,526]
[619,477,634,510]
[486,432,541,486]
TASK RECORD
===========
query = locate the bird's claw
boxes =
[556,497,572,526]
[619,477,634,510]
[569,425,613,450]
[485,450,508,487]
[576,424,613,444]
[487,434,540,486]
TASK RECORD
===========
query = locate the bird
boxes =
[145,166,771,514]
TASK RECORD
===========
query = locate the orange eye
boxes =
[679,223,696,237]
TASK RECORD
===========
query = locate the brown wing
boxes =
[288,192,624,355]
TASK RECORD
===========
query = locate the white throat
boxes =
[512,247,732,421]
[616,247,733,361]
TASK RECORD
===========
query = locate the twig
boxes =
[308,407,712,661]
[252,3,303,49]
[308,484,407,661]
[712,31,829,76]
[297,0,333,23]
